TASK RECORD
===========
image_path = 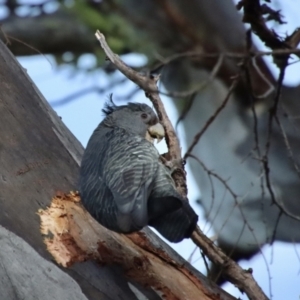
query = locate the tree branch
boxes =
[0,35,234,299]
[95,30,269,300]
[39,192,236,300]
[183,78,238,160]
[95,29,187,197]
[240,0,300,67]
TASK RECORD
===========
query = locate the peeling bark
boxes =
[39,192,235,300]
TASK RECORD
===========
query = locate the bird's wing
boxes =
[103,132,158,227]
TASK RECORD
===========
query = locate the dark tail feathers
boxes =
[149,200,198,243]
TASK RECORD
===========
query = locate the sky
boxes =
[2,0,300,299]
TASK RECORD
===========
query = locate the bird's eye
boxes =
[141,113,148,119]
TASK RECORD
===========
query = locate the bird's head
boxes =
[102,98,165,143]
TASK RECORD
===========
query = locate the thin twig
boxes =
[175,54,224,127]
[152,48,300,69]
[276,116,300,180]
[95,30,187,197]
[243,30,267,208]
[50,78,127,107]
[95,29,269,300]
[0,32,53,67]
[261,62,300,222]
[183,78,238,160]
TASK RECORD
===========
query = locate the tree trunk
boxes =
[0,39,234,299]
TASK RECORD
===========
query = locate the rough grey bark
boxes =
[0,36,143,300]
[0,225,87,300]
[1,0,299,282]
[0,38,234,299]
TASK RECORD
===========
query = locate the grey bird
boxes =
[79,99,198,242]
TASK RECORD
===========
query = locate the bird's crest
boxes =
[102,95,150,116]
[102,94,118,116]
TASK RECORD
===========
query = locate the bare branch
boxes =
[152,48,300,67]
[261,60,300,222]
[95,29,269,300]
[240,0,300,70]
[95,29,187,196]
[183,78,238,160]
[191,226,267,300]
[39,192,234,300]
[50,78,127,107]
[241,0,287,51]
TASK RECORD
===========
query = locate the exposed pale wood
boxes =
[39,192,234,300]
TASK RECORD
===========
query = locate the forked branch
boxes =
[95,30,268,300]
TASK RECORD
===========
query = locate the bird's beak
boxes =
[147,123,165,143]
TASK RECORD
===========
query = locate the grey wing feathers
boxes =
[148,164,198,242]
[80,125,198,242]
[80,127,158,232]
[103,135,157,213]
[79,127,121,232]
[81,175,120,231]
